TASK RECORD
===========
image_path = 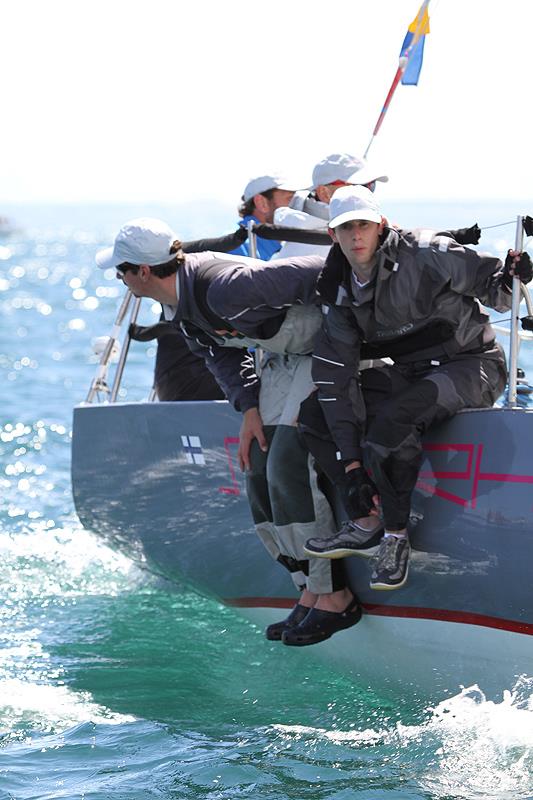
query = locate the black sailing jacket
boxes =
[312,227,511,461]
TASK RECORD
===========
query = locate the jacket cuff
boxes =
[339,446,363,463]
[236,391,260,414]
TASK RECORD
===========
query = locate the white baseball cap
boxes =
[328,186,383,229]
[310,153,388,190]
[242,175,297,202]
[95,218,177,269]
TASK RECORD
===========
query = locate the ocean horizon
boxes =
[1,196,530,238]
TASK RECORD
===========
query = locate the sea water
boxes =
[0,200,532,800]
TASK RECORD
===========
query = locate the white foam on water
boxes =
[273,678,533,800]
[0,525,144,739]
[413,680,533,800]
[0,677,136,735]
[0,522,136,600]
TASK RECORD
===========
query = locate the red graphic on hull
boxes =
[417,442,533,508]
[219,436,241,495]
[218,436,533,506]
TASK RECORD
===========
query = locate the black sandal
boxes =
[265,603,312,641]
[281,596,362,646]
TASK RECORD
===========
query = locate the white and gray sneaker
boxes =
[370,535,410,590]
[304,520,384,560]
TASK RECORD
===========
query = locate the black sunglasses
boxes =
[116,263,139,275]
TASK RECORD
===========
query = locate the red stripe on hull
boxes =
[224,597,533,636]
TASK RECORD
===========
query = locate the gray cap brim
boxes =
[329,209,382,228]
[345,167,389,185]
[309,168,389,191]
[95,246,119,270]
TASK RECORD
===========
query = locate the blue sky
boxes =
[1,0,532,205]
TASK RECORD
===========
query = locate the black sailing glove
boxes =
[503,251,533,290]
[339,466,378,519]
[523,216,533,237]
[450,223,481,246]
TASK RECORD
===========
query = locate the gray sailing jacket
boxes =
[312,227,512,461]
[170,251,324,411]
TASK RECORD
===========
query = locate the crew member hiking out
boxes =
[301,185,532,596]
[95,218,359,646]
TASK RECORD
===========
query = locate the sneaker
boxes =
[304,520,384,560]
[370,535,410,590]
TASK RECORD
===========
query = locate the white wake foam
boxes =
[0,678,136,736]
[273,678,533,800]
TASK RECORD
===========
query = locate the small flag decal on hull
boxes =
[181,435,205,465]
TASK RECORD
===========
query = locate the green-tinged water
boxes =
[0,203,532,799]
[2,540,533,799]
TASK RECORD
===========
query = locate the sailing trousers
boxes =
[246,353,345,595]
[300,346,507,531]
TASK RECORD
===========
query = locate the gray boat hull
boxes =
[72,401,533,698]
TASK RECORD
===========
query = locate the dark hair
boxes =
[119,240,186,278]
[237,188,276,218]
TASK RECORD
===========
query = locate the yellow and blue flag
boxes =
[364,0,432,154]
[400,1,430,85]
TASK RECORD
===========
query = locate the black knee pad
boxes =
[267,428,316,525]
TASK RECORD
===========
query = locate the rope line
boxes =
[480,220,516,231]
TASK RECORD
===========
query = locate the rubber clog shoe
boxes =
[281,597,362,647]
[265,603,311,641]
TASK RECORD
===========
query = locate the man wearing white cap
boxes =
[95,217,356,643]
[274,153,388,259]
[230,175,297,260]
[147,176,295,400]
[281,186,532,645]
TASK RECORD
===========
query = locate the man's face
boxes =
[331,219,383,271]
[255,189,295,223]
[116,265,147,297]
[265,189,295,223]
[270,188,295,208]
[317,181,377,205]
